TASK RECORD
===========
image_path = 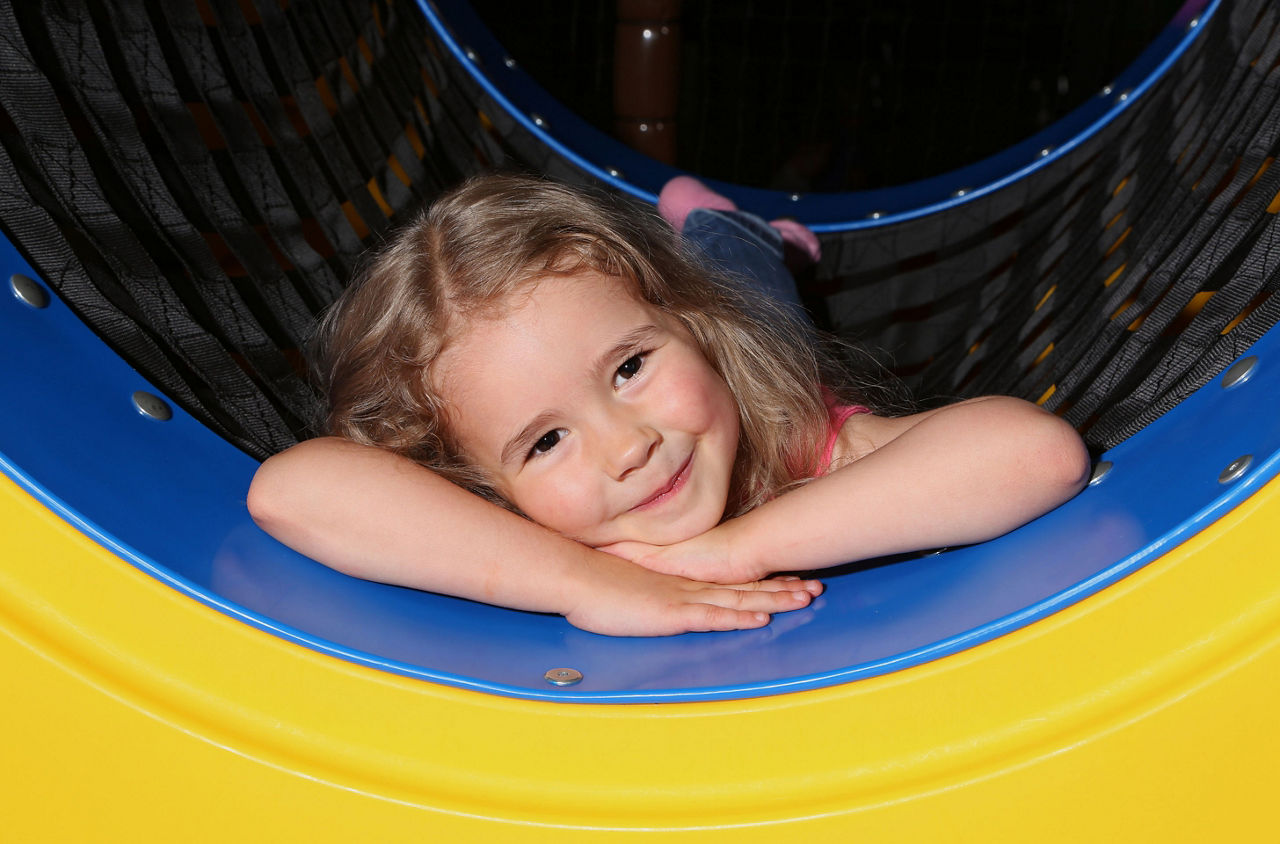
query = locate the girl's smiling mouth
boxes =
[631,455,693,512]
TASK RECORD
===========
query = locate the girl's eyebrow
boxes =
[591,324,660,375]
[500,410,559,466]
[497,324,662,467]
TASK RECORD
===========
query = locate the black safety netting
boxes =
[1,0,1278,461]
[472,0,1185,192]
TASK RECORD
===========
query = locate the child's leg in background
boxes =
[682,209,805,313]
[658,177,819,317]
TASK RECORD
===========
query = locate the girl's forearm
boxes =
[729,397,1090,574]
[248,437,605,612]
[247,437,820,634]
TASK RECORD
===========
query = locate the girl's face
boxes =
[435,271,741,548]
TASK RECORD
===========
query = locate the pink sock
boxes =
[769,218,822,265]
[657,176,822,266]
[657,175,738,232]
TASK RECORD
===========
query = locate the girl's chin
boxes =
[611,512,725,548]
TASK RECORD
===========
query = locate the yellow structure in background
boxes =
[3,463,1277,841]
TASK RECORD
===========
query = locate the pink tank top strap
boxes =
[820,401,870,475]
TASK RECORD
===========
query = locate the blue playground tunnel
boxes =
[2,0,1279,838]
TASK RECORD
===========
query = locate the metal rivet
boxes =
[132,390,173,421]
[951,187,970,198]
[1117,89,1132,102]
[1089,460,1113,486]
[530,113,547,129]
[1101,84,1114,97]
[1219,455,1253,484]
[867,210,884,220]
[1188,17,1200,29]
[10,273,50,309]
[544,667,582,686]
[789,193,801,202]
[1038,146,1054,158]
[503,55,517,69]
[464,47,479,63]
[605,166,625,179]
[1221,355,1258,389]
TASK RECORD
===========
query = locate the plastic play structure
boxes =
[2,0,1279,838]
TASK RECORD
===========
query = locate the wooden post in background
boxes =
[614,0,682,164]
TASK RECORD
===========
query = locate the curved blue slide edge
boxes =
[421,0,1215,230]
[4,231,1279,703]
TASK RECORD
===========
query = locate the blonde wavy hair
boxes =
[315,173,892,518]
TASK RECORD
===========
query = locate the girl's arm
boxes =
[605,396,1091,583]
[246,437,820,636]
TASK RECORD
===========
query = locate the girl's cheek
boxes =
[688,376,738,433]
[520,475,602,535]
[660,368,720,421]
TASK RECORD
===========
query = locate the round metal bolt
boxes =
[1221,355,1258,389]
[544,667,583,686]
[1219,455,1253,485]
[132,390,173,422]
[10,273,50,309]
[1089,460,1113,486]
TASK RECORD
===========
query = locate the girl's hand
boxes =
[597,522,772,585]
[562,552,820,636]
[251,438,817,638]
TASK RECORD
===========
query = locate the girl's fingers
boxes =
[720,577,824,596]
[664,584,816,632]
[682,604,772,632]
[705,585,815,614]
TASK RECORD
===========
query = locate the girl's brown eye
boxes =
[617,354,643,380]
[531,430,562,455]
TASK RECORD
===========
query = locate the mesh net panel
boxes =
[822,0,1280,451]
[0,0,1277,460]
[473,0,1184,190]
[0,0,487,456]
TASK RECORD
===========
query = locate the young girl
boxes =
[247,173,1090,637]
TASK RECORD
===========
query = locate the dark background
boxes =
[472,1,1186,191]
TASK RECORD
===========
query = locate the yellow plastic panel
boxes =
[2,468,1279,840]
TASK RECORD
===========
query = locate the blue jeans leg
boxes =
[680,208,805,315]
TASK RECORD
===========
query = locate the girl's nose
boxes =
[602,422,660,480]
